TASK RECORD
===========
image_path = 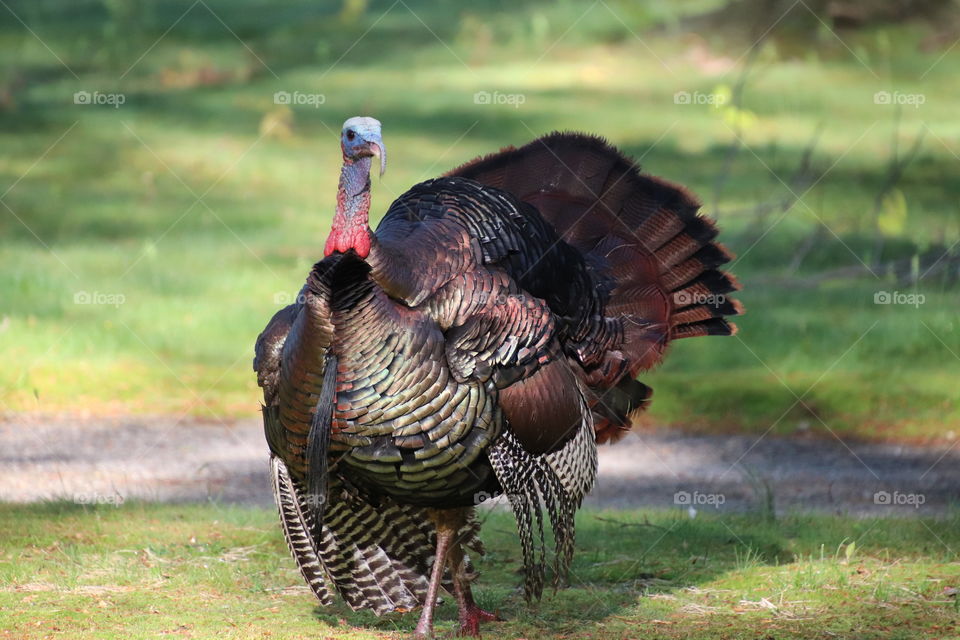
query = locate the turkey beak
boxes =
[368,137,386,177]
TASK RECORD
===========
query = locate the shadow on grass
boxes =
[1,500,957,637]
[296,508,799,634]
[299,505,959,636]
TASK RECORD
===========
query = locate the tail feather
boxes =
[663,253,722,291]
[675,270,741,300]
[673,318,739,339]
[671,297,743,326]
[449,132,742,443]
[654,232,715,270]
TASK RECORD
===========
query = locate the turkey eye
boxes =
[346,130,356,141]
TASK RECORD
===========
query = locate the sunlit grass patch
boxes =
[1,502,957,639]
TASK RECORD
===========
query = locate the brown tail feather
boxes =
[673,318,739,339]
[449,132,742,443]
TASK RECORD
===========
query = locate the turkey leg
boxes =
[447,532,498,637]
[413,509,457,638]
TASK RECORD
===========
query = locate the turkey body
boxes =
[261,176,591,508]
[254,131,742,633]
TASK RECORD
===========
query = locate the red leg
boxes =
[447,534,499,636]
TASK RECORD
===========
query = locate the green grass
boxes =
[1,1,959,440]
[1,502,958,638]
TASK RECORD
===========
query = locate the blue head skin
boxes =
[341,116,386,176]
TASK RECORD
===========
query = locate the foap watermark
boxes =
[273,90,325,108]
[278,492,326,509]
[874,490,925,509]
[674,90,726,107]
[73,90,125,108]
[674,490,725,508]
[474,490,497,504]
[74,291,125,307]
[874,91,925,108]
[474,490,534,506]
[874,290,925,308]
[674,290,726,308]
[273,291,307,305]
[74,492,124,507]
[474,91,526,108]
[475,291,526,306]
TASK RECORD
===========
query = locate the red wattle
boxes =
[324,227,370,259]
[326,155,373,259]
[351,230,371,258]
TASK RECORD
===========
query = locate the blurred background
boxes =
[1,0,958,443]
[3,3,960,638]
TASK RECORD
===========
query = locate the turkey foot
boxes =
[447,520,500,637]
[457,603,499,637]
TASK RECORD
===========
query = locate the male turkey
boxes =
[254,116,741,636]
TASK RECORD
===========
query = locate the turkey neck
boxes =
[325,154,418,302]
[325,155,373,258]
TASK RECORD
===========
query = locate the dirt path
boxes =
[2,414,957,516]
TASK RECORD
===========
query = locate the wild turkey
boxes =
[253,116,742,636]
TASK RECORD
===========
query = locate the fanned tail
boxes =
[450,132,743,443]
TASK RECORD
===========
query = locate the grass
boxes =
[1,0,959,441]
[0,501,958,639]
